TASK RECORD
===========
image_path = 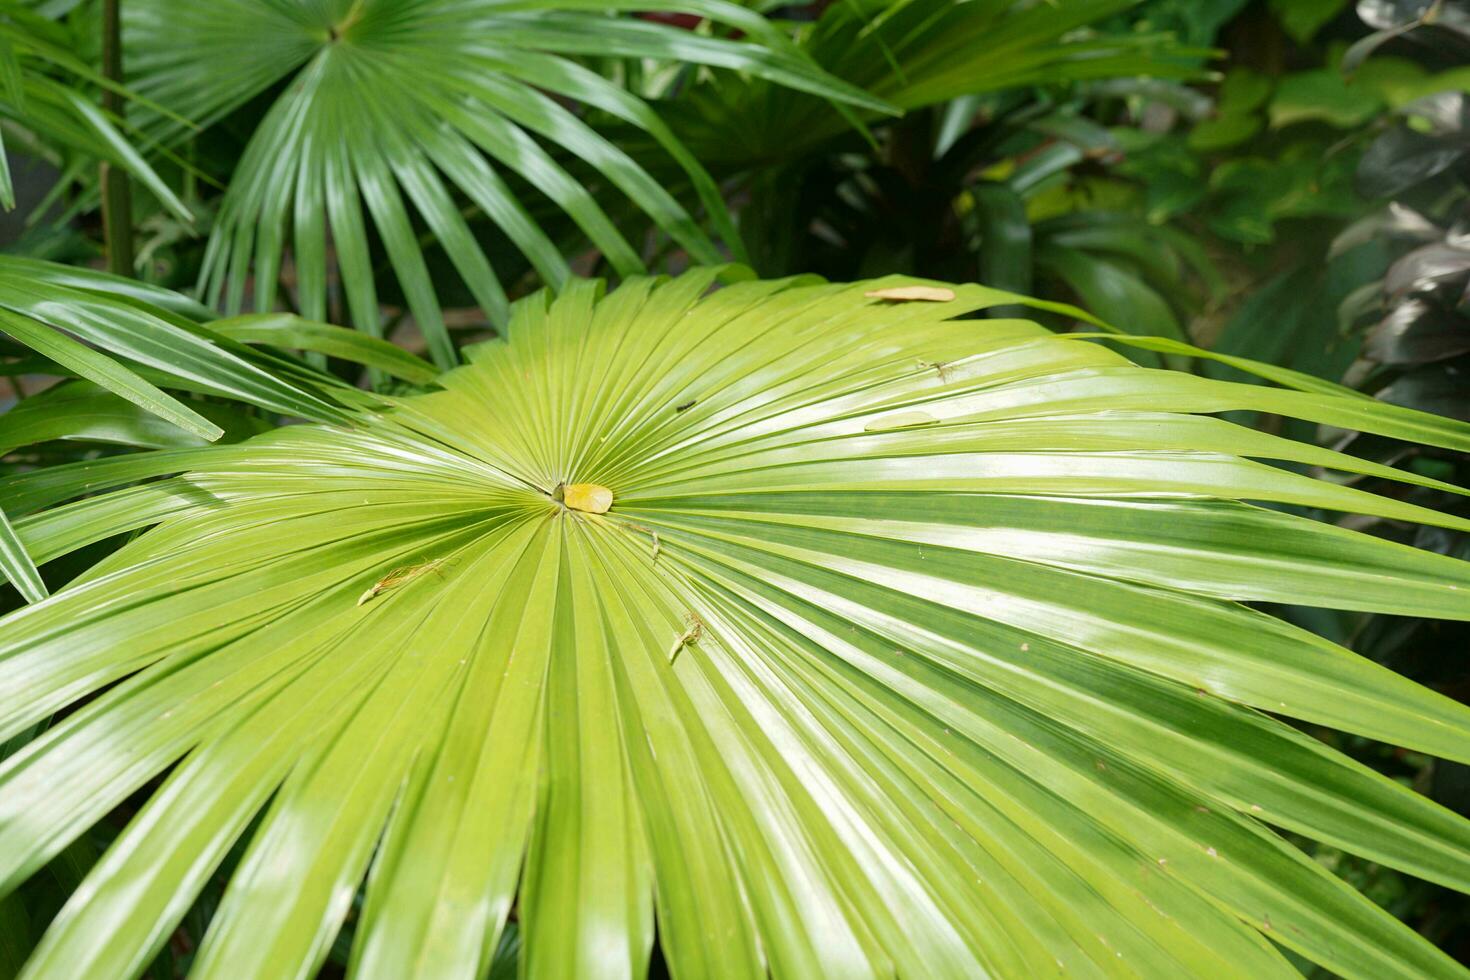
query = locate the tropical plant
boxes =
[1122,2,1470,953]
[117,0,888,363]
[0,0,189,219]
[648,0,1203,285]
[1117,0,1470,394]
[1338,85,1469,425]
[661,0,1199,168]
[0,256,381,599]
[1324,20,1470,863]
[702,80,1221,348]
[3,262,1470,977]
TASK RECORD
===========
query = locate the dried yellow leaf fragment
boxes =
[864,285,956,302]
[563,483,613,514]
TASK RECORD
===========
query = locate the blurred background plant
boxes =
[1,0,1469,973]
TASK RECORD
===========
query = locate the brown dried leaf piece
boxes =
[563,483,614,514]
[863,286,956,302]
[357,557,450,606]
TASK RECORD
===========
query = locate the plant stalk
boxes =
[100,0,134,277]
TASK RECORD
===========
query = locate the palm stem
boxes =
[99,0,133,277]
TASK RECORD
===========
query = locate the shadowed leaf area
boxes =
[4,269,1470,978]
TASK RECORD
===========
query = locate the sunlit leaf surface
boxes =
[3,269,1470,978]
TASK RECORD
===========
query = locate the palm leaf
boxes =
[209,313,440,386]
[124,0,892,368]
[0,258,347,428]
[0,256,360,603]
[662,0,1203,170]
[0,306,220,441]
[0,2,192,218]
[0,502,42,603]
[4,268,1470,977]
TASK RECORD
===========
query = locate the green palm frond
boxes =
[0,503,41,603]
[3,265,1470,977]
[663,0,1203,169]
[0,257,374,605]
[124,0,892,367]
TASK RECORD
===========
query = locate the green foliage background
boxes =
[1,0,1469,976]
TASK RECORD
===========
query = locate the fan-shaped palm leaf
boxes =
[5,267,1470,978]
[123,0,891,368]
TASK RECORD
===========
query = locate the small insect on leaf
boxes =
[620,520,662,561]
[563,483,613,514]
[357,557,450,606]
[917,359,953,382]
[864,286,956,302]
[668,613,704,665]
